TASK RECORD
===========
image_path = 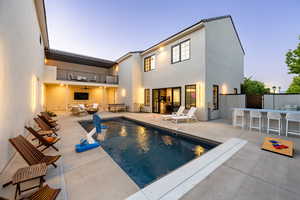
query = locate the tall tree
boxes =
[286,36,300,75]
[241,77,269,95]
[287,76,300,93]
[286,36,300,93]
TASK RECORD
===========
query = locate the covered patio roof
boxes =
[45,49,117,68]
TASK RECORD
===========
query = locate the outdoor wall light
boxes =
[31,75,37,112]
[121,89,126,97]
[221,84,228,94]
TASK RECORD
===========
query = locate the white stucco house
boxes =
[116,15,244,120]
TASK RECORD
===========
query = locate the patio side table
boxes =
[12,163,47,199]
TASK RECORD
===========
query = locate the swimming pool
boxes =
[79,117,219,188]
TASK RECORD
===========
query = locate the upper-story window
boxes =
[171,39,190,64]
[144,55,156,72]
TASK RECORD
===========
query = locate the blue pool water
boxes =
[79,117,218,188]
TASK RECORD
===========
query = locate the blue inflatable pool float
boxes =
[75,139,100,153]
[75,114,106,153]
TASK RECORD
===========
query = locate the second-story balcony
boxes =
[57,68,118,84]
[43,65,119,85]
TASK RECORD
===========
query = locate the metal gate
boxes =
[246,95,264,109]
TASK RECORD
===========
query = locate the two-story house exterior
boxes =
[1,0,244,172]
[116,15,244,120]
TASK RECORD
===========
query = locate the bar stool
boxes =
[286,113,300,136]
[250,110,262,132]
[267,112,281,135]
[233,109,244,128]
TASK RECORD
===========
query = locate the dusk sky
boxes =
[45,0,300,90]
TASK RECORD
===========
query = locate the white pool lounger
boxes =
[126,138,247,200]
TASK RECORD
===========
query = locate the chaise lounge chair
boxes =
[171,107,197,123]
[25,126,60,152]
[41,112,58,123]
[162,106,185,120]
[34,117,58,135]
[20,185,61,200]
[9,135,61,168]
[38,115,60,131]
[1,184,61,200]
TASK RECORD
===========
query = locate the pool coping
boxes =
[126,137,247,200]
[96,116,221,147]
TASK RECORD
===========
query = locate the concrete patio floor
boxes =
[1,112,300,200]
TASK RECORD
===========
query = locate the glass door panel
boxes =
[152,89,159,113]
[172,88,181,112]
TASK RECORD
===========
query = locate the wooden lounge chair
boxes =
[34,118,58,136]
[9,135,61,168]
[20,184,61,200]
[38,115,60,130]
[41,112,58,123]
[25,126,60,152]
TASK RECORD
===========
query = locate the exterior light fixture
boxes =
[121,89,126,97]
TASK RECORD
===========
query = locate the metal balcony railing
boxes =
[56,69,118,84]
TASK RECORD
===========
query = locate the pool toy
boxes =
[75,114,107,153]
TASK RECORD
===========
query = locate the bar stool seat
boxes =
[233,109,244,128]
[286,113,300,136]
[250,110,262,132]
[267,112,281,135]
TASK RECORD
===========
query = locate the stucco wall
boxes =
[117,53,143,111]
[141,29,207,118]
[205,17,244,120]
[142,29,206,89]
[264,94,300,109]
[0,0,45,171]
[219,95,246,120]
[45,85,115,111]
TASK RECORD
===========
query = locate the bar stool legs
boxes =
[233,110,244,129]
[267,118,281,135]
[250,111,262,132]
[286,120,300,136]
[285,113,300,136]
[250,116,262,132]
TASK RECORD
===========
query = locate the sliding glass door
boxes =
[152,87,181,114]
[152,89,160,113]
